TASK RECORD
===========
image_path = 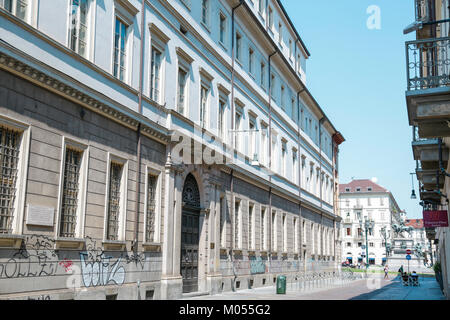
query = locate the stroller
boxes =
[410,273,419,286]
[401,273,410,286]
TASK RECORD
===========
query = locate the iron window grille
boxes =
[234,201,240,248]
[59,148,82,238]
[107,162,123,240]
[146,175,157,242]
[0,126,20,234]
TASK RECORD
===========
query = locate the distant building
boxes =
[404,219,435,265]
[339,179,403,266]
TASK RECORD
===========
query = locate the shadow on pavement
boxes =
[349,275,402,300]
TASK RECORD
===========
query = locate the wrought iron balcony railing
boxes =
[406,37,450,91]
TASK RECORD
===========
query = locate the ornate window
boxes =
[107,162,123,240]
[59,148,82,237]
[182,174,200,208]
[0,126,20,234]
[146,175,158,242]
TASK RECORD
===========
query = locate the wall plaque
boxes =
[26,205,55,227]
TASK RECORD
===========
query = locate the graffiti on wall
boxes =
[0,235,146,290]
[249,256,266,275]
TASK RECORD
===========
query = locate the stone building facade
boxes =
[0,0,343,300]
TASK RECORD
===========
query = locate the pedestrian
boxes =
[384,264,389,279]
[398,265,403,276]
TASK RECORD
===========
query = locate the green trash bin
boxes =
[276,275,286,294]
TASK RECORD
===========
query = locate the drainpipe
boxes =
[230,0,243,293]
[231,1,244,152]
[133,0,146,254]
[318,117,325,209]
[297,88,305,263]
[268,51,277,261]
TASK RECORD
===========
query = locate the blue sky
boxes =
[282,0,422,218]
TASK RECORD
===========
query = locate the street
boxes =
[181,276,445,300]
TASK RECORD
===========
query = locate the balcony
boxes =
[405,37,450,138]
[343,218,352,224]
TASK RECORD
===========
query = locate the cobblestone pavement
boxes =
[181,275,445,300]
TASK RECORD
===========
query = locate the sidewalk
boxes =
[353,276,446,300]
[181,275,446,300]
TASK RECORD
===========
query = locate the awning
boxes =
[369,258,375,261]
[382,258,386,261]
[346,257,352,260]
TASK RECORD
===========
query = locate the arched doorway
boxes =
[180,173,201,293]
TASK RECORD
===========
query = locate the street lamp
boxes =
[381,226,391,265]
[410,173,417,199]
[359,217,375,269]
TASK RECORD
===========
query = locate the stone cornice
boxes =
[0,51,170,144]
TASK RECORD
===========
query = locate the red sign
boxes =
[423,210,449,228]
[406,249,411,255]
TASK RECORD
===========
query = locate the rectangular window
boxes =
[248,47,254,75]
[234,200,240,248]
[107,162,123,240]
[260,123,268,167]
[219,13,226,45]
[59,148,82,238]
[272,210,276,251]
[260,61,266,88]
[248,203,254,250]
[294,217,298,252]
[346,228,351,236]
[220,196,225,248]
[280,85,285,110]
[249,116,256,159]
[278,23,282,45]
[270,74,275,97]
[177,68,187,115]
[200,85,208,128]
[201,0,209,26]
[235,111,242,152]
[0,126,21,234]
[281,141,286,176]
[146,175,157,242]
[268,7,273,29]
[150,47,162,103]
[218,100,226,140]
[113,17,127,81]
[282,214,287,252]
[69,0,89,58]
[236,33,242,61]
[1,0,28,21]
[261,207,266,250]
[292,149,298,184]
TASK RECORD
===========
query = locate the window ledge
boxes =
[142,242,162,252]
[220,247,229,255]
[55,237,85,250]
[0,234,24,249]
[201,21,211,33]
[219,41,227,52]
[232,249,243,256]
[102,240,127,251]
[248,250,256,256]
